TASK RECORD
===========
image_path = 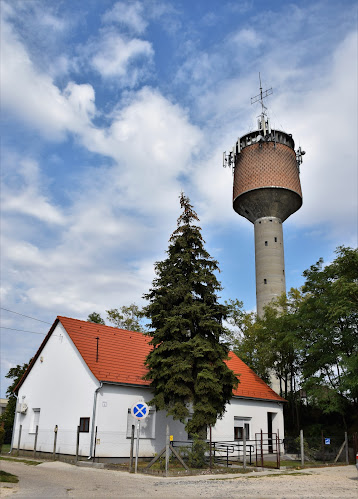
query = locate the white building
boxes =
[12,316,285,460]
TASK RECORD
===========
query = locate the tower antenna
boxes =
[251,73,273,117]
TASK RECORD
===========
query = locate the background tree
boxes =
[144,193,238,440]
[87,312,105,324]
[298,246,358,423]
[225,299,271,384]
[0,361,30,443]
[106,304,146,332]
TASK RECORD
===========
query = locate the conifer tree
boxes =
[144,194,238,437]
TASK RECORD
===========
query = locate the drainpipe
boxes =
[88,382,102,460]
[9,394,18,453]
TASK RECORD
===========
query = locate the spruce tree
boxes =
[144,193,238,437]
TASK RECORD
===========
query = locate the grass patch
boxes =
[0,456,41,466]
[0,444,11,454]
[0,470,19,483]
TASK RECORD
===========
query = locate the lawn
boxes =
[0,470,19,483]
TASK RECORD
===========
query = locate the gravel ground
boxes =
[1,460,357,498]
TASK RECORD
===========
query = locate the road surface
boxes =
[1,460,357,498]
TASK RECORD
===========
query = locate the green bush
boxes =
[0,427,5,453]
[179,437,208,469]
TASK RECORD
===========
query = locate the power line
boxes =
[0,308,52,324]
[0,327,50,336]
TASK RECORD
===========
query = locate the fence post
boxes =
[53,425,58,460]
[76,426,80,462]
[33,425,38,459]
[243,427,247,471]
[209,426,212,470]
[260,429,264,467]
[165,425,170,477]
[17,425,22,457]
[345,432,349,464]
[129,425,135,472]
[300,429,304,466]
[93,426,97,461]
[276,429,280,469]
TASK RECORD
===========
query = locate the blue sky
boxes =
[1,0,357,397]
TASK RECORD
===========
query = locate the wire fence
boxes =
[9,424,357,468]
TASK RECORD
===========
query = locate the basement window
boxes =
[79,417,90,433]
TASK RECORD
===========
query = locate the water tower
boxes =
[224,77,305,316]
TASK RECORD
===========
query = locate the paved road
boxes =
[1,460,357,498]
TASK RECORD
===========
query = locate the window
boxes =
[126,408,156,439]
[234,417,251,440]
[265,241,268,246]
[79,417,90,433]
[264,279,267,284]
[274,237,277,242]
[29,408,40,433]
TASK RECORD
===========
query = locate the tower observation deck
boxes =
[224,79,304,316]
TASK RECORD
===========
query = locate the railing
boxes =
[172,439,254,467]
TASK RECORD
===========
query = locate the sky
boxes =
[1,0,357,398]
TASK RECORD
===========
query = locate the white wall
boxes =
[13,322,99,456]
[94,384,188,457]
[212,397,284,441]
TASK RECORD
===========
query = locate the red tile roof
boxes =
[16,316,285,402]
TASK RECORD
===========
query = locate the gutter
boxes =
[88,382,102,460]
[9,394,18,454]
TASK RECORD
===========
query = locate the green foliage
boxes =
[179,436,209,468]
[0,362,30,443]
[106,304,147,332]
[0,426,5,452]
[144,193,238,437]
[226,299,271,384]
[87,312,105,324]
[299,246,358,415]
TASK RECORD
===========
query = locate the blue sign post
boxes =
[325,438,331,445]
[131,402,149,473]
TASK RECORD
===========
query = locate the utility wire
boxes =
[0,327,50,336]
[0,307,52,324]
[0,326,59,336]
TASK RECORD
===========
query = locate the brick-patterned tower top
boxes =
[232,129,302,223]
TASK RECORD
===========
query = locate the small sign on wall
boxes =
[325,438,331,445]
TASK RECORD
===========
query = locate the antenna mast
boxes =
[251,72,273,117]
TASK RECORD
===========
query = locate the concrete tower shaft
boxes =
[254,217,285,316]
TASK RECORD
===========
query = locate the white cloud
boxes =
[230,28,262,48]
[1,159,66,225]
[90,31,153,81]
[102,1,147,34]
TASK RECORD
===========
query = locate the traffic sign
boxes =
[325,438,331,445]
[131,402,149,420]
